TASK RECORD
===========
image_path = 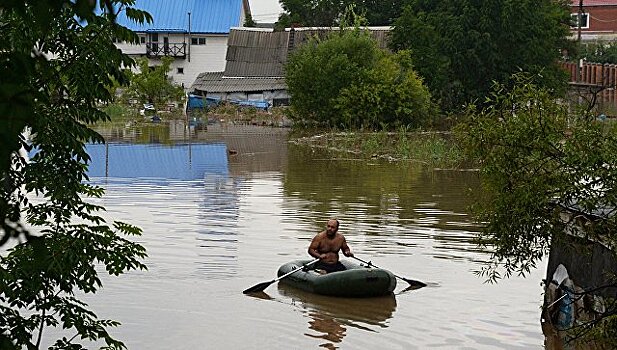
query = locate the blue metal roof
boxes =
[116,0,243,34]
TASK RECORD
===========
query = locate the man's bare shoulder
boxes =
[312,230,326,240]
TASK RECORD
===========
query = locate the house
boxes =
[570,0,617,41]
[189,26,392,107]
[114,0,251,89]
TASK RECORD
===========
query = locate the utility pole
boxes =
[577,0,583,82]
[188,12,192,62]
[577,0,583,43]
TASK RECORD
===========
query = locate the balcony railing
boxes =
[146,42,186,58]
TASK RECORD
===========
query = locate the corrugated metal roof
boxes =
[116,0,243,34]
[191,72,287,92]
[224,29,290,77]
[222,27,391,78]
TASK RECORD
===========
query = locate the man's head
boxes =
[326,218,339,237]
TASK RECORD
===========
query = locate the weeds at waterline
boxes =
[290,129,470,170]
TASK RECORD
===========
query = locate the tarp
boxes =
[231,99,270,111]
[187,94,220,110]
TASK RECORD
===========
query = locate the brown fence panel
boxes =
[561,61,617,112]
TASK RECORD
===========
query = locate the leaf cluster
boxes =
[125,57,185,108]
[335,50,435,129]
[285,28,435,130]
[457,73,617,283]
[572,41,617,65]
[390,0,573,112]
[1,0,151,348]
[277,0,409,27]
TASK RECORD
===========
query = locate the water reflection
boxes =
[195,174,241,278]
[281,145,486,266]
[306,311,346,349]
[95,119,206,143]
[85,139,245,279]
[70,124,548,349]
[278,284,396,349]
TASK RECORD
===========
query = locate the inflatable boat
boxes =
[276,259,397,297]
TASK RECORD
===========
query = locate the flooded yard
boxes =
[57,124,549,349]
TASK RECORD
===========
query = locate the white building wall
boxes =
[116,41,145,56]
[172,35,228,89]
[114,33,229,91]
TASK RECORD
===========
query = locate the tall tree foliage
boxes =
[335,50,435,129]
[458,73,617,344]
[279,0,343,27]
[285,28,434,129]
[277,0,407,27]
[390,0,573,112]
[574,41,617,65]
[0,1,150,348]
[126,57,185,107]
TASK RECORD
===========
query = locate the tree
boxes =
[126,56,185,108]
[277,0,407,27]
[278,0,350,27]
[285,28,434,129]
[1,1,150,348]
[244,13,256,27]
[357,0,408,26]
[457,73,617,345]
[390,0,574,112]
[573,41,617,65]
[335,50,435,129]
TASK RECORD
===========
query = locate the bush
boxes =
[285,28,435,130]
[335,50,436,129]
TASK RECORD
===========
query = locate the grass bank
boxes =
[290,128,469,169]
[98,103,186,127]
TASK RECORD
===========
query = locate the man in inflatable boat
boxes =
[308,218,354,273]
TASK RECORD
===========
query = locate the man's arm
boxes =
[341,236,353,257]
[308,234,324,259]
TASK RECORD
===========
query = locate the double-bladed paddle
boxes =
[353,256,427,288]
[243,258,320,294]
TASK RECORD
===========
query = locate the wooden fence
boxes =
[561,61,617,113]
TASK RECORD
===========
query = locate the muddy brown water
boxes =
[47,124,549,349]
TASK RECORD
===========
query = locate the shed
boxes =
[190,26,392,106]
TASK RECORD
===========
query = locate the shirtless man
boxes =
[308,218,354,273]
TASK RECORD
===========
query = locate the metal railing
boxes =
[146,42,186,58]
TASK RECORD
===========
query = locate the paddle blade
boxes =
[402,278,427,288]
[243,280,274,294]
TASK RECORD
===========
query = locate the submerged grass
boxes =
[98,103,143,127]
[290,128,469,169]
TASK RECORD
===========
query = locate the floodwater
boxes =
[68,124,548,349]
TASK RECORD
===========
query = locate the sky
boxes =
[248,0,283,23]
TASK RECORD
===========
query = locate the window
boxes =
[177,67,184,74]
[571,13,589,29]
[151,33,159,42]
[191,37,206,45]
[140,36,146,44]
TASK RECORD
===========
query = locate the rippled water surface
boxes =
[74,125,547,349]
